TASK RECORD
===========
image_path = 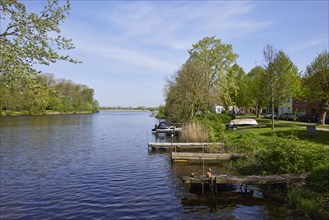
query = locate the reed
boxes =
[180,121,209,142]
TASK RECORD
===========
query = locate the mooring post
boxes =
[214,177,217,194]
[170,133,174,153]
[146,131,149,151]
[210,177,214,194]
[202,145,205,176]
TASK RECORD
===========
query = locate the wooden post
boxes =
[214,177,217,194]
[146,131,149,152]
[202,145,205,176]
[209,178,213,194]
[170,133,174,153]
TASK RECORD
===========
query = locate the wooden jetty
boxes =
[182,173,309,185]
[182,173,309,194]
[171,152,244,163]
[148,142,224,151]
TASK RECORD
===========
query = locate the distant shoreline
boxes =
[1,111,95,117]
[100,109,150,112]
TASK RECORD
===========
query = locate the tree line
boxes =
[0,72,99,114]
[164,36,328,126]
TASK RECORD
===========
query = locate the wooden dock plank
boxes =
[182,173,309,185]
[171,152,244,161]
[148,142,224,150]
[148,142,220,147]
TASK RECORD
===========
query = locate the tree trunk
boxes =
[271,102,275,130]
[256,104,260,118]
[319,101,328,125]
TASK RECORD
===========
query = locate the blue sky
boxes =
[31,0,328,107]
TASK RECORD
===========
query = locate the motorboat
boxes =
[152,121,182,134]
[226,119,258,129]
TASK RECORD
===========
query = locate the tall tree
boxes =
[247,66,269,117]
[165,60,217,121]
[263,44,301,130]
[304,50,329,125]
[0,0,78,81]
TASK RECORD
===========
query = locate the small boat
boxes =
[152,121,182,134]
[149,111,156,117]
[226,119,258,129]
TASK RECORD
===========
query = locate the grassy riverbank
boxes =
[225,127,329,219]
[186,114,329,218]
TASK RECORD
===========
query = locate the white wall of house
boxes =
[263,99,293,116]
[214,105,225,114]
[214,105,240,114]
[278,98,293,116]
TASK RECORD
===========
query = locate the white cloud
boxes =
[288,37,328,52]
[73,38,177,73]
[93,1,272,49]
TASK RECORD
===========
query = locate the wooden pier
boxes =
[182,173,309,185]
[171,152,245,163]
[182,173,309,194]
[148,142,224,151]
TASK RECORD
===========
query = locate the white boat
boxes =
[226,119,258,129]
[152,122,182,134]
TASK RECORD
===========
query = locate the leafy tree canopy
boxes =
[304,50,329,103]
[188,36,238,86]
[304,50,329,125]
[0,0,78,81]
[165,60,217,121]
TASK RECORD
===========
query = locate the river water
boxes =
[0,111,295,219]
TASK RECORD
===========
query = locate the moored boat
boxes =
[152,121,182,134]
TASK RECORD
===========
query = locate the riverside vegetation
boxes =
[0,73,99,116]
[179,113,329,219]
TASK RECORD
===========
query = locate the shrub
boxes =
[257,137,329,174]
[200,113,235,124]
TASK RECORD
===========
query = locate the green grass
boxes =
[225,126,329,147]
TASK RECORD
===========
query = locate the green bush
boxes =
[201,113,235,123]
[257,137,329,174]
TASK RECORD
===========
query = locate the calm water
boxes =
[1,111,294,219]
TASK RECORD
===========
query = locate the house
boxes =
[264,98,321,117]
[278,98,293,116]
[214,105,240,114]
[214,105,225,114]
[263,99,293,116]
[292,99,321,116]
